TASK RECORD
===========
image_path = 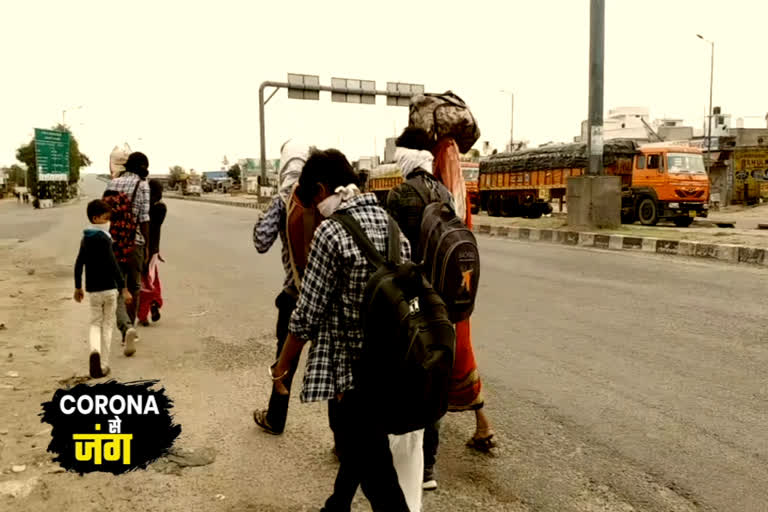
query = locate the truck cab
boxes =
[624,145,709,227]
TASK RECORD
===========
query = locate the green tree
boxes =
[15,124,91,197]
[169,165,186,188]
[2,164,27,186]
[467,148,481,161]
[227,163,241,184]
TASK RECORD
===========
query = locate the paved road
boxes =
[2,176,767,511]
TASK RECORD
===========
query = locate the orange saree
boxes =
[433,137,483,411]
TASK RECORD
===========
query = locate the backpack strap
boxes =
[406,176,458,217]
[404,177,431,206]
[387,216,401,265]
[331,212,397,269]
[130,178,141,205]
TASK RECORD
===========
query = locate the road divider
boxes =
[474,223,768,268]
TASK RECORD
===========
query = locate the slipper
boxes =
[466,434,496,453]
[253,409,282,435]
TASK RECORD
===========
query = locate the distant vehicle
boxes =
[462,162,480,214]
[216,178,234,193]
[367,162,480,214]
[366,164,399,204]
[182,175,202,196]
[479,140,709,226]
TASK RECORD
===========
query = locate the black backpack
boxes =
[406,180,480,323]
[331,212,456,435]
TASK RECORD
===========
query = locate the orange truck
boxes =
[479,140,710,226]
[367,162,480,209]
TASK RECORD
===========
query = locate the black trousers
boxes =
[423,419,441,471]
[322,391,409,512]
[264,290,298,432]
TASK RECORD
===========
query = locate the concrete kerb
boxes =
[167,194,265,210]
[152,197,768,268]
[473,223,768,269]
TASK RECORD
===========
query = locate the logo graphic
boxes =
[461,269,473,294]
[40,380,181,474]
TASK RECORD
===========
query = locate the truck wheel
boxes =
[673,217,694,228]
[637,198,659,226]
[621,212,636,224]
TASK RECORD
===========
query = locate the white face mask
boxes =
[317,194,343,218]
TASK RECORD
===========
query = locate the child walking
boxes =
[74,199,132,378]
[138,179,167,325]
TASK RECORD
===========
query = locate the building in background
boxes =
[384,138,397,164]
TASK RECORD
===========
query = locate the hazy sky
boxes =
[2,0,766,174]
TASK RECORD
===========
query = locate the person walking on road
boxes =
[104,152,151,357]
[74,199,132,378]
[138,179,167,326]
[251,141,311,435]
[432,136,496,453]
[270,149,417,512]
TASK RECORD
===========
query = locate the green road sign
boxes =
[35,129,70,182]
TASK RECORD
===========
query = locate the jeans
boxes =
[323,391,410,512]
[264,290,298,432]
[89,289,118,369]
[116,245,144,338]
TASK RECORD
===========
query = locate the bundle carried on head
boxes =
[408,91,480,154]
[109,143,131,178]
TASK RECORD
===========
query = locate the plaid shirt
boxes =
[106,173,150,245]
[289,193,411,403]
[253,197,293,290]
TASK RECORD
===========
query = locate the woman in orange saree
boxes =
[433,137,495,450]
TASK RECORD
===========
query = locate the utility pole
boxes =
[567,0,619,229]
[587,0,605,175]
[500,90,514,151]
[697,34,714,173]
[509,94,514,150]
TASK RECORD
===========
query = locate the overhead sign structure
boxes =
[287,73,320,100]
[386,82,424,106]
[331,78,376,104]
[259,77,432,186]
[35,129,70,182]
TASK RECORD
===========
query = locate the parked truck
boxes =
[479,140,709,226]
[462,162,480,214]
[367,161,481,209]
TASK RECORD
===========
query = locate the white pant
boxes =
[89,290,118,369]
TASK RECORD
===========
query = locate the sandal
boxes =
[467,434,497,453]
[253,409,282,435]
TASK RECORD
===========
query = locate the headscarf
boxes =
[278,140,311,205]
[317,184,361,218]
[433,138,468,225]
[395,147,434,180]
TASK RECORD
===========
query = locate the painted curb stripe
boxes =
[472,223,768,268]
